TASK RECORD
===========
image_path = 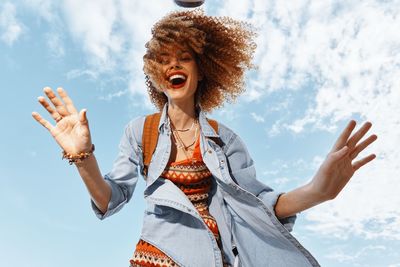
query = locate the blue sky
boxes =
[1,0,399,266]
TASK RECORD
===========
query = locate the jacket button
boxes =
[208,150,212,153]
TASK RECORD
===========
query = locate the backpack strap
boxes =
[141,114,220,177]
[142,112,161,177]
[207,118,218,134]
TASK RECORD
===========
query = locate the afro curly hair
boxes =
[143,9,257,112]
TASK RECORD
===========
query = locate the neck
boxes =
[167,99,198,130]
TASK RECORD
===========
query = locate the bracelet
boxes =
[62,144,95,165]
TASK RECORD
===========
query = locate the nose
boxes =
[168,57,183,70]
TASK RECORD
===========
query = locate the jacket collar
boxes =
[157,103,219,137]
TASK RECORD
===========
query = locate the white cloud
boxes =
[250,112,265,123]
[0,2,24,45]
[267,119,283,137]
[66,69,99,80]
[46,33,65,58]
[22,0,66,59]
[62,0,123,70]
[23,0,55,22]
[325,245,386,263]
[59,0,176,101]
[98,89,129,101]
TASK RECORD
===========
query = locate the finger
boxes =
[347,121,372,149]
[57,87,78,114]
[37,96,63,122]
[331,120,356,152]
[79,109,89,125]
[350,134,378,159]
[330,145,350,161]
[32,111,55,132]
[43,87,70,116]
[352,154,376,171]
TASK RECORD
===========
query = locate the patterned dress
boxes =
[130,137,224,267]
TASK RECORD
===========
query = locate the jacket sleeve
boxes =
[90,116,145,220]
[219,123,297,232]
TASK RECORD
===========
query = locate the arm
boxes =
[274,183,321,219]
[75,154,111,214]
[32,87,142,220]
[274,120,377,219]
[32,87,110,215]
[89,118,144,220]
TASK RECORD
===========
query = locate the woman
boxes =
[32,9,377,267]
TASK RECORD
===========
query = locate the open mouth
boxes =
[167,72,187,89]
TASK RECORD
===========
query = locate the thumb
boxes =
[79,109,89,125]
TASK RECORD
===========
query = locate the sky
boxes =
[0,0,399,266]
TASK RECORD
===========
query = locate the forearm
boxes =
[274,183,326,219]
[75,154,111,214]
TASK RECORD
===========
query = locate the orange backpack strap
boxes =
[142,112,161,176]
[206,118,224,147]
[207,118,219,134]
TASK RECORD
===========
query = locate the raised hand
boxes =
[32,87,92,155]
[310,120,377,201]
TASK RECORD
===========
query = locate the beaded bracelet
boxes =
[62,144,95,165]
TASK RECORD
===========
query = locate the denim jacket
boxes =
[91,104,320,267]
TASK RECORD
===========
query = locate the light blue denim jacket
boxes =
[91,104,320,267]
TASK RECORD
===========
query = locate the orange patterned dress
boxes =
[130,137,224,267]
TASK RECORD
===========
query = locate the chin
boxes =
[166,90,196,104]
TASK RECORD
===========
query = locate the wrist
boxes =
[305,181,329,204]
[62,144,95,165]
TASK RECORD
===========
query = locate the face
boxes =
[156,44,202,105]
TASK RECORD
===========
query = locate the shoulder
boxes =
[126,115,146,132]
[211,119,254,166]
[122,116,146,147]
[211,120,244,153]
[216,121,235,140]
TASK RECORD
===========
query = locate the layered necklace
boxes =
[169,117,199,161]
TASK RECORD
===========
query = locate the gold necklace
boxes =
[172,121,198,149]
[171,121,199,161]
[172,120,196,132]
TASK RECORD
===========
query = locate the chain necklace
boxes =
[172,120,196,132]
[171,120,199,161]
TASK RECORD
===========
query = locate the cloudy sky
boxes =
[1,0,399,266]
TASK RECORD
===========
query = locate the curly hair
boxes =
[143,9,257,112]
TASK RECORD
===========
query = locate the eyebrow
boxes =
[159,50,191,56]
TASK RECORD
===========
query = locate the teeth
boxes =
[169,74,186,82]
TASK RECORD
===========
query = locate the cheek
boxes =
[189,65,200,82]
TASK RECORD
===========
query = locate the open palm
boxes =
[32,87,92,155]
[311,120,377,200]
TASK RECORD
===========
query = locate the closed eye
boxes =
[159,57,170,65]
[181,57,192,62]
